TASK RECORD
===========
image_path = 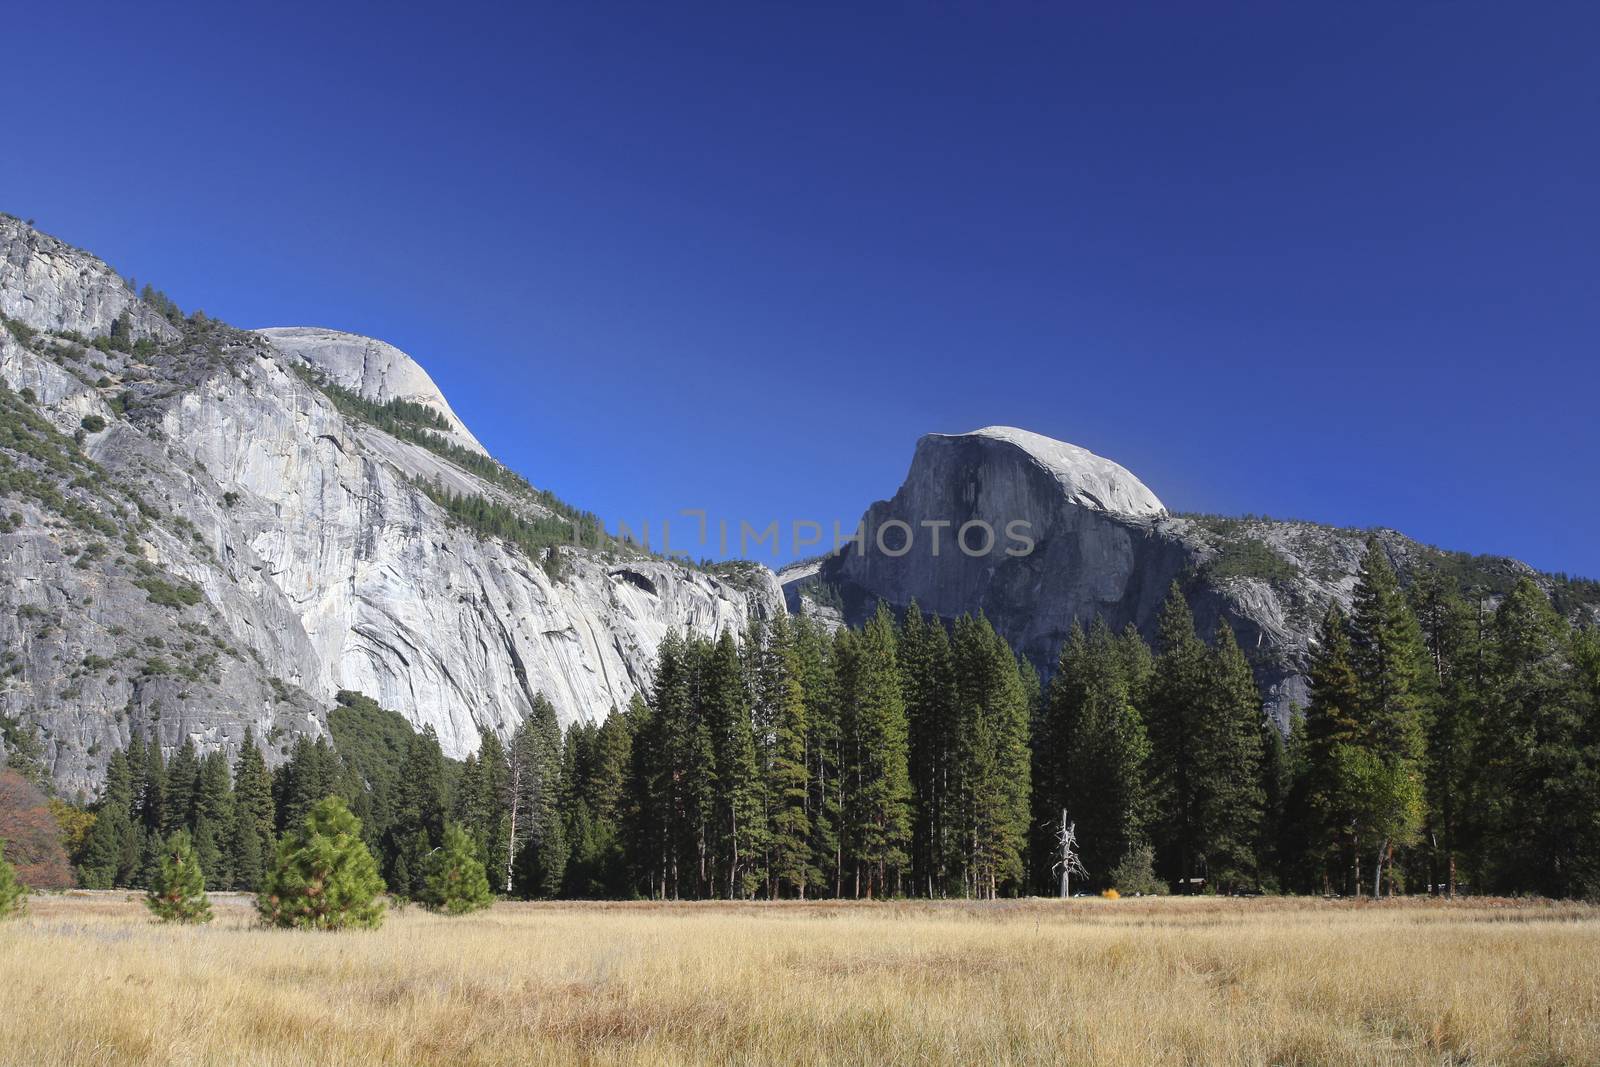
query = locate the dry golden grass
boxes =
[3,892,1598,1066]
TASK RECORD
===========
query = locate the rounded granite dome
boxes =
[928,426,1166,518]
[255,326,488,456]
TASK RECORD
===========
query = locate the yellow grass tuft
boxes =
[1,893,1597,1065]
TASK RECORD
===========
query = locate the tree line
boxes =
[58,540,1600,900]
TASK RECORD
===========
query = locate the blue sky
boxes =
[4,2,1596,574]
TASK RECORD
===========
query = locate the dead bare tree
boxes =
[1052,810,1089,898]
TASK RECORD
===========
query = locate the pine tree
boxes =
[900,602,957,896]
[1346,540,1428,894]
[0,840,24,918]
[1349,543,1428,751]
[145,829,212,924]
[1299,604,1364,893]
[475,730,513,883]
[163,738,201,835]
[704,630,764,897]
[793,617,842,898]
[383,726,449,899]
[273,737,341,834]
[1031,623,1084,893]
[78,749,138,888]
[560,709,631,898]
[949,615,1031,897]
[420,823,493,915]
[1144,585,1213,889]
[838,604,912,897]
[136,735,166,840]
[1478,579,1600,897]
[508,696,566,897]
[258,796,386,930]
[193,752,233,890]
[136,821,166,889]
[1047,620,1150,888]
[1197,622,1265,890]
[229,728,275,892]
[628,634,693,900]
[1412,572,1482,896]
[624,689,669,899]
[1256,711,1291,891]
[764,616,816,897]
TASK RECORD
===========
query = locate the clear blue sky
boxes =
[4,2,1596,574]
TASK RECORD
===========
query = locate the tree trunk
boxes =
[504,763,522,895]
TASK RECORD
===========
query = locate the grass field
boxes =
[2,893,1597,1066]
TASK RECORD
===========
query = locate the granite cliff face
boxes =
[5,214,1593,792]
[802,426,1599,727]
[0,216,781,795]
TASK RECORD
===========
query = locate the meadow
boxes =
[2,893,1597,1066]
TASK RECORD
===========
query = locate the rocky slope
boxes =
[799,426,1600,727]
[0,216,782,795]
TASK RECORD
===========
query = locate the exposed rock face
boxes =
[812,426,1599,727]
[0,218,176,343]
[0,217,781,795]
[257,326,488,455]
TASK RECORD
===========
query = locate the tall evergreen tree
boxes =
[78,748,138,888]
[163,738,201,835]
[704,630,764,897]
[137,735,167,840]
[273,737,341,835]
[508,696,566,897]
[838,605,913,897]
[562,708,632,897]
[899,602,958,896]
[1047,620,1150,888]
[949,615,1031,897]
[1412,572,1482,896]
[384,725,449,899]
[1144,584,1210,890]
[1299,604,1364,893]
[1478,579,1600,897]
[191,751,233,890]
[1197,622,1265,890]
[229,728,275,892]
[761,615,816,898]
[793,617,842,898]
[1346,540,1429,894]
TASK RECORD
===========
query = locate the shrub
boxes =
[258,796,386,930]
[0,840,24,918]
[420,823,493,915]
[1108,844,1168,896]
[145,830,212,924]
[135,575,203,608]
[79,415,107,433]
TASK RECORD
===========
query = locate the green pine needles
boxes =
[258,796,387,930]
[420,823,494,914]
[0,840,25,919]
[145,829,212,924]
